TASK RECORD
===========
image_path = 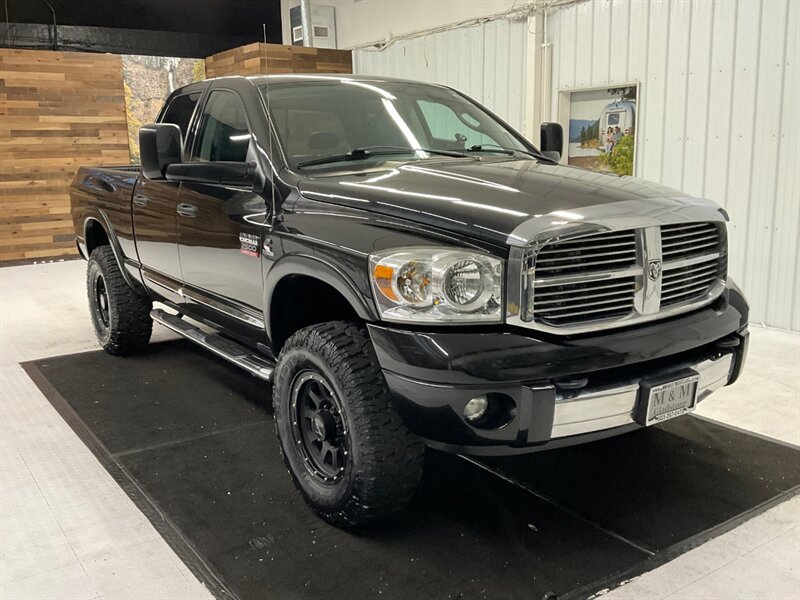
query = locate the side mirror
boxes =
[540,122,563,162]
[165,161,257,187]
[140,123,182,180]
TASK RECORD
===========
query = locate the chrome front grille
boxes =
[532,276,637,325]
[661,255,727,308]
[530,230,637,325]
[660,222,725,308]
[534,230,637,275]
[661,222,720,260]
[520,222,727,333]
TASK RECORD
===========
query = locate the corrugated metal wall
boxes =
[548,0,799,330]
[352,0,797,330]
[354,18,529,134]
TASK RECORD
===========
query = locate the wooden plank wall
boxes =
[0,49,130,263]
[205,43,264,77]
[205,43,352,78]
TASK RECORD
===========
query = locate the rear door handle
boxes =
[177,203,198,218]
[133,194,149,207]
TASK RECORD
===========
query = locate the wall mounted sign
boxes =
[560,84,639,176]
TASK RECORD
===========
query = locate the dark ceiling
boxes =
[1,0,283,57]
[4,0,282,40]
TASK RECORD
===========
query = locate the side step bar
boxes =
[150,308,275,382]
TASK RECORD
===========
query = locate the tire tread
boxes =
[87,246,152,355]
[274,321,424,526]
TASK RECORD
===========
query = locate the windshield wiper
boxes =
[467,144,553,162]
[297,146,467,168]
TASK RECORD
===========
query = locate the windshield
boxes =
[259,80,534,170]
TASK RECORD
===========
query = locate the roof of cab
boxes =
[249,73,428,84]
[214,73,443,86]
[168,74,444,99]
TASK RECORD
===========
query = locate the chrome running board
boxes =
[150,309,275,382]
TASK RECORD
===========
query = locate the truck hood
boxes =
[297,158,697,247]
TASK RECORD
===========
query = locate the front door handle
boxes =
[133,194,149,207]
[176,203,198,218]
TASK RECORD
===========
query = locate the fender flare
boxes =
[264,254,377,341]
[84,210,145,295]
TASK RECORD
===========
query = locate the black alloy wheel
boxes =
[93,273,111,328]
[273,321,425,526]
[290,371,350,484]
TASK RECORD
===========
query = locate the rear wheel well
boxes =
[270,276,360,354]
[85,219,110,255]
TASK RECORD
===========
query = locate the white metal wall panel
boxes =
[547,0,799,330]
[681,0,713,196]
[353,19,529,133]
[641,0,670,182]
[768,0,799,330]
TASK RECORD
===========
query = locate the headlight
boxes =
[369,248,503,323]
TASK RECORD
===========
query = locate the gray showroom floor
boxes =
[1,260,798,600]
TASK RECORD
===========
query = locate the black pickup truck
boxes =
[70,75,749,526]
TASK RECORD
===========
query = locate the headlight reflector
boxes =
[440,258,494,310]
[370,248,503,323]
[396,260,432,306]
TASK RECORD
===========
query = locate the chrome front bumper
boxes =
[551,352,734,439]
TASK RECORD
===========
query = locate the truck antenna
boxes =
[263,22,276,225]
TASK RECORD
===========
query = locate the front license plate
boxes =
[637,373,700,427]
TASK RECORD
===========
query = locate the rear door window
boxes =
[161,92,201,139]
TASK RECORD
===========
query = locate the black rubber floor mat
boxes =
[481,416,800,553]
[23,340,800,600]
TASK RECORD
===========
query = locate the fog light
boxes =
[464,395,489,422]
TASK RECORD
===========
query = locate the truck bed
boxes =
[70,165,142,261]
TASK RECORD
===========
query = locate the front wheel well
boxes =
[269,275,361,354]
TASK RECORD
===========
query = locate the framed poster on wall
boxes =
[121,55,206,163]
[558,84,639,176]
